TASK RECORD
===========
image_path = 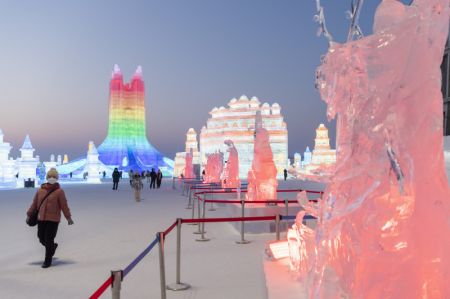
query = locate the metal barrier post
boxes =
[158,232,167,299]
[111,270,122,299]
[208,186,216,211]
[236,199,250,244]
[275,214,280,241]
[284,199,289,231]
[194,196,202,234]
[167,219,191,291]
[186,187,192,209]
[196,199,210,241]
[188,194,197,226]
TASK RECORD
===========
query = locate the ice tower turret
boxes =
[17,135,39,188]
[97,65,173,174]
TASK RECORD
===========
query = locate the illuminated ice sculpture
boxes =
[221,140,241,188]
[203,151,223,183]
[96,65,173,175]
[200,95,288,178]
[16,135,39,188]
[291,0,450,297]
[0,129,16,187]
[184,148,195,179]
[85,141,101,184]
[174,128,200,177]
[246,111,278,201]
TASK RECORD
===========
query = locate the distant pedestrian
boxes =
[119,171,123,179]
[149,168,157,189]
[202,169,206,180]
[112,168,120,190]
[69,172,72,179]
[129,170,134,186]
[26,168,74,268]
[146,171,151,184]
[131,173,143,201]
[102,171,106,179]
[156,169,163,188]
[283,169,288,181]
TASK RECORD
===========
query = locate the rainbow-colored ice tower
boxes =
[97,65,172,174]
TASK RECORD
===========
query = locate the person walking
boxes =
[129,170,134,186]
[112,168,120,190]
[156,169,163,188]
[26,168,74,268]
[283,169,288,181]
[149,168,157,189]
[131,173,143,201]
[146,170,151,184]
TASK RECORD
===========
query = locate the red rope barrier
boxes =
[181,216,276,224]
[89,276,113,299]
[203,199,241,204]
[163,220,178,236]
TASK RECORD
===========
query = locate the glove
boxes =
[68,218,74,225]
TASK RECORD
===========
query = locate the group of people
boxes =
[111,168,164,201]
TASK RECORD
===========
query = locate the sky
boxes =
[0,0,403,161]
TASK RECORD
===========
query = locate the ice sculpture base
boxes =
[225,202,309,234]
[262,256,308,299]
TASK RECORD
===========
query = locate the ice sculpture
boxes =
[0,129,16,187]
[203,151,224,183]
[221,140,241,188]
[293,0,450,297]
[97,65,173,175]
[16,135,39,188]
[246,111,278,201]
[85,141,101,184]
[174,128,200,177]
[184,148,195,179]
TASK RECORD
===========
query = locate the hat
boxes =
[46,168,59,180]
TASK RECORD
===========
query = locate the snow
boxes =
[0,179,322,298]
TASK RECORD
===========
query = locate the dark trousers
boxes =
[37,221,59,260]
[156,179,161,188]
[113,181,119,190]
[150,179,156,189]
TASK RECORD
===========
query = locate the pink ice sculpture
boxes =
[203,151,224,183]
[184,148,195,179]
[222,140,241,188]
[291,0,450,298]
[246,111,278,201]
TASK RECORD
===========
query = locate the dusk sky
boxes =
[0,0,403,161]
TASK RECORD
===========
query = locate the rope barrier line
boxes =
[123,236,159,277]
[181,216,276,224]
[88,236,159,299]
[163,220,178,236]
[88,211,318,297]
[89,276,113,299]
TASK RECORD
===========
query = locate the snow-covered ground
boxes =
[0,179,323,299]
